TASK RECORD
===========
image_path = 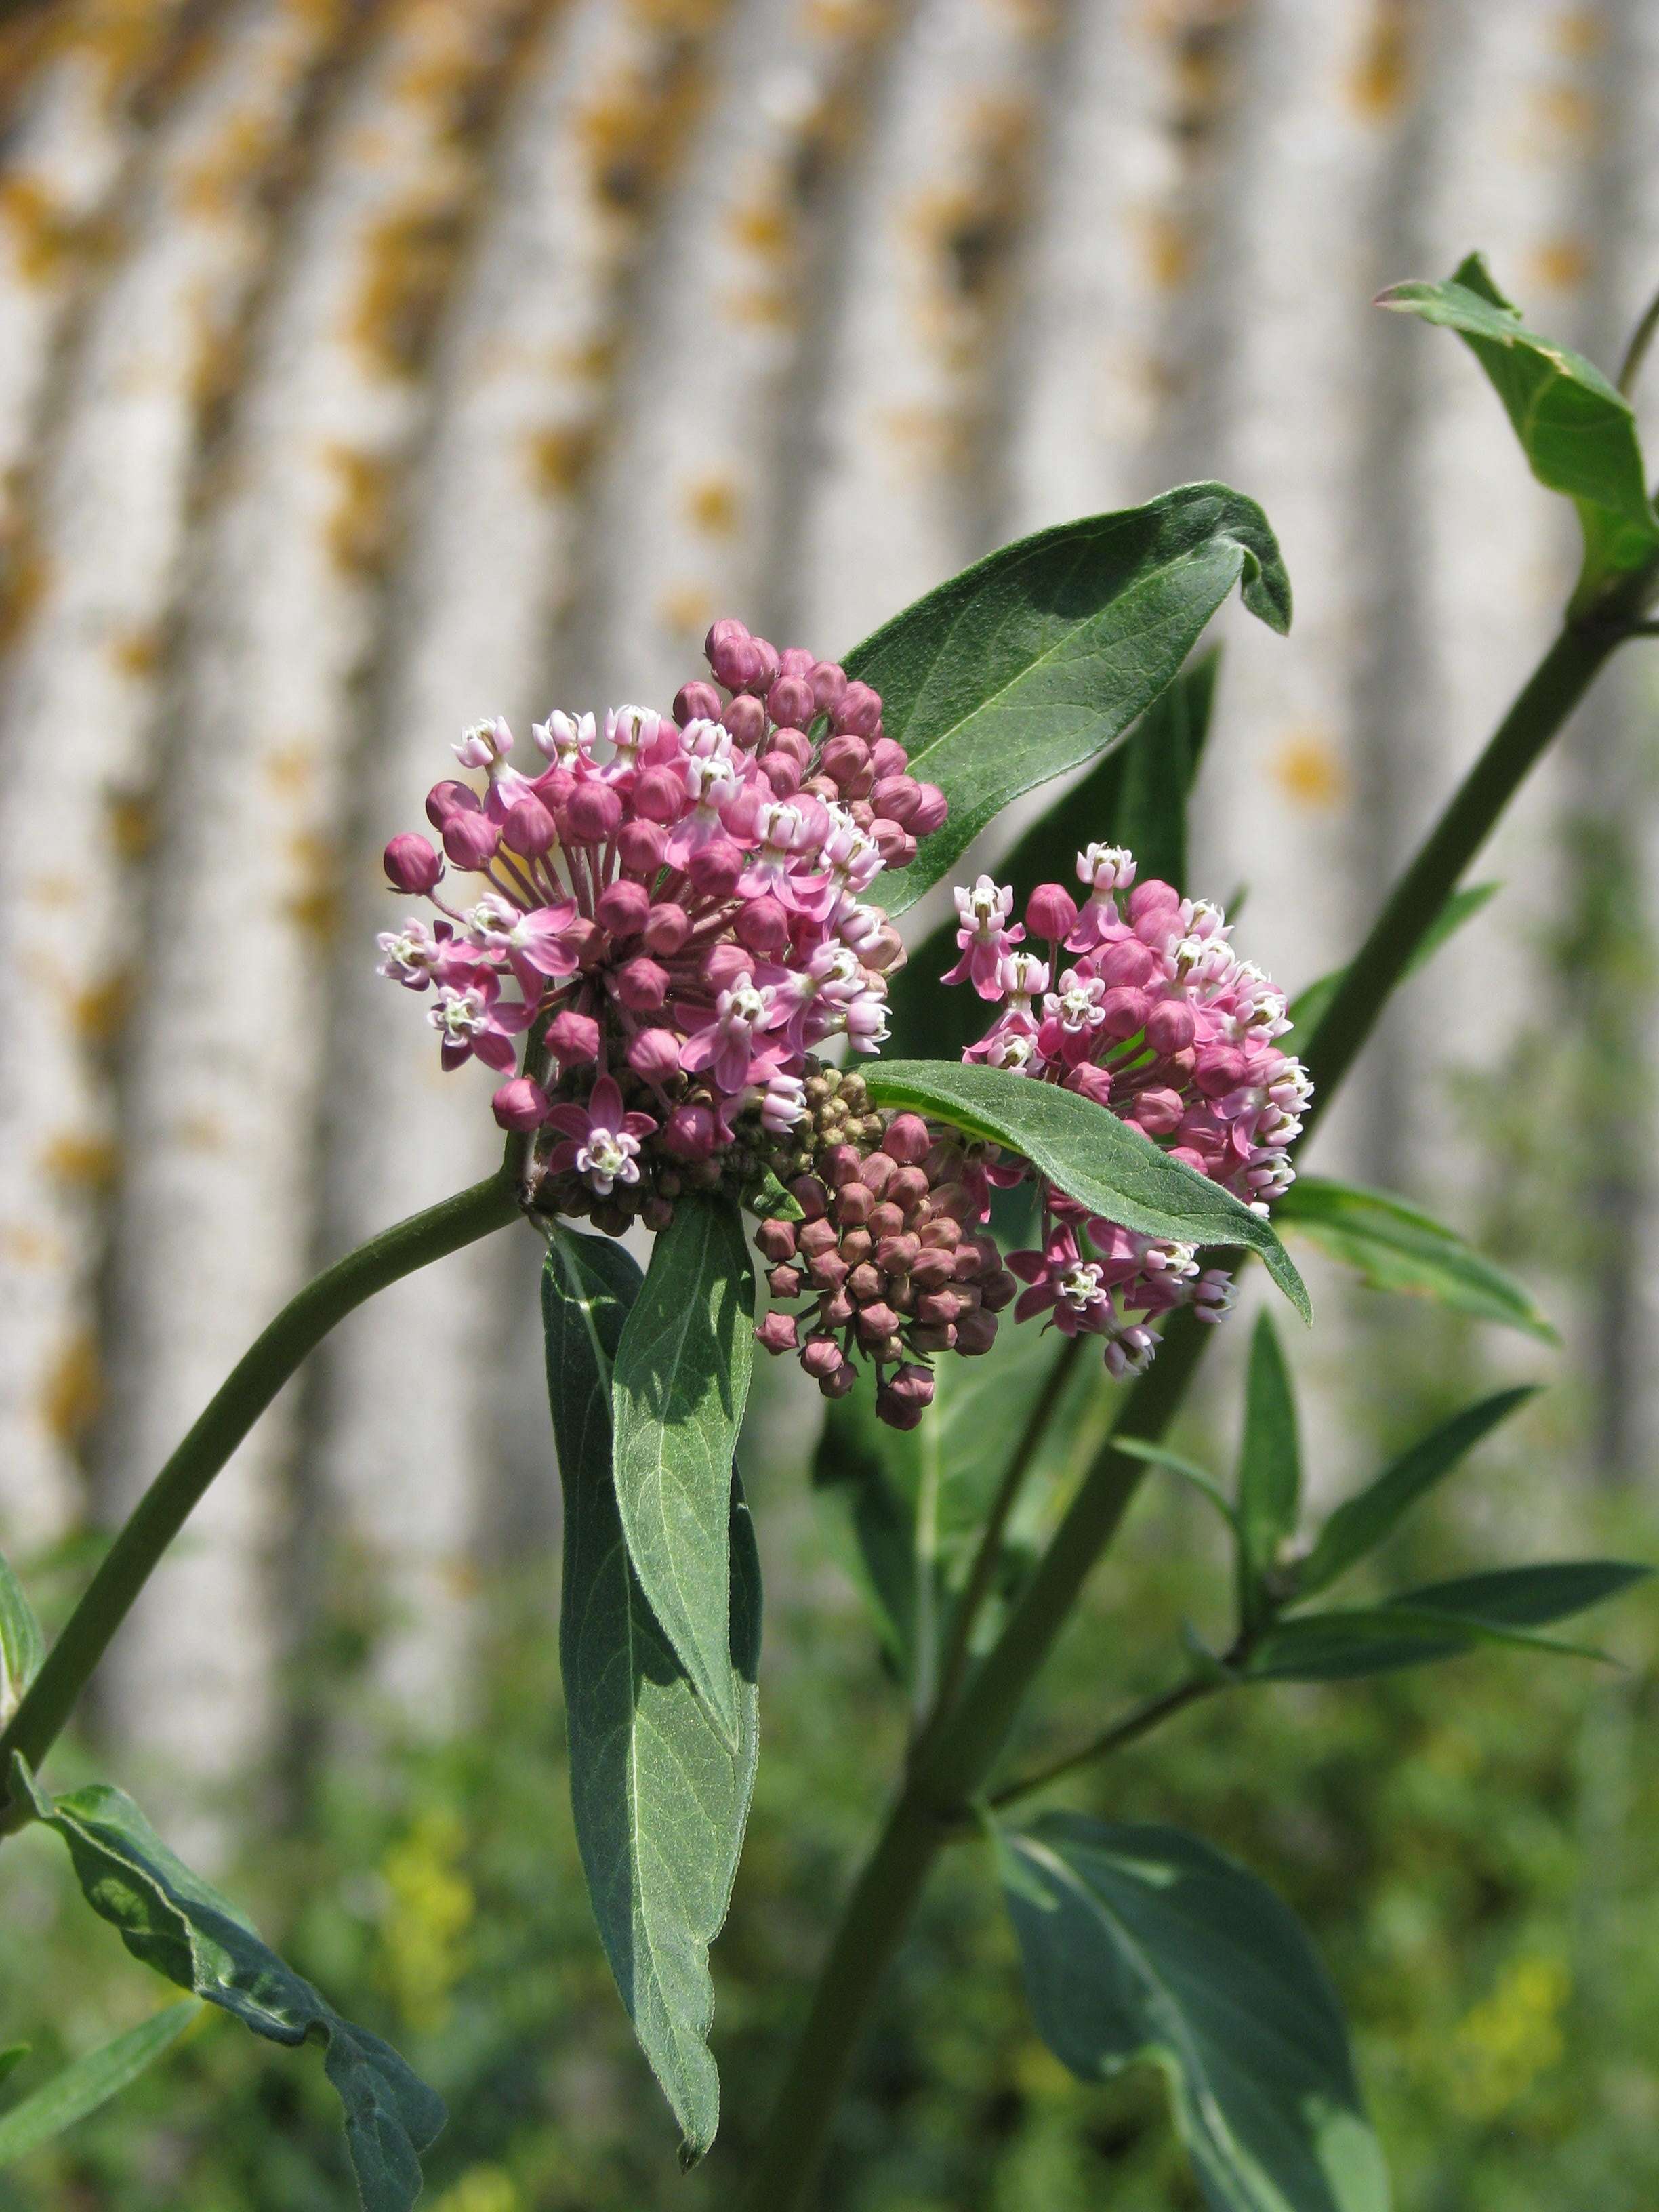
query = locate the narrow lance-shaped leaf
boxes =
[888,650,1221,1063]
[863,1061,1310,1322]
[1235,1313,1300,1624]
[1243,1609,1609,1684]
[1395,1559,1651,1629]
[1273,1177,1555,1343]
[610,1193,755,1742]
[544,1231,760,2167]
[1000,1813,1390,2212]
[0,2004,197,2169]
[1290,882,1499,1041]
[1295,1388,1536,1598]
[846,485,1288,912]
[8,1759,441,2212]
[0,1547,43,1727]
[1378,253,1659,602]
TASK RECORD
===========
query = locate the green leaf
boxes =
[0,1546,43,1727]
[1378,254,1659,600]
[1235,1313,1300,1622]
[1290,882,1499,1040]
[1295,1389,1536,1598]
[0,2004,196,2168]
[1273,1177,1555,1341]
[610,1194,756,1741]
[543,1231,759,2166]
[886,651,1221,1064]
[846,486,1288,912]
[0,2048,27,2091]
[1242,1607,1607,1683]
[1394,1559,1651,1629]
[1112,1438,1240,1536]
[863,1061,1310,1322]
[1001,1813,1389,2212]
[8,1758,441,2212]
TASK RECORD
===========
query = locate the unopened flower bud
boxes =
[955,1309,999,1355]
[835,1180,874,1226]
[384,832,442,893]
[501,796,555,857]
[688,840,743,897]
[821,735,873,794]
[614,957,670,1012]
[881,1113,931,1164]
[661,1101,718,1160]
[1144,1001,1196,1057]
[627,1025,680,1080]
[491,1077,549,1132]
[720,693,766,747]
[1027,882,1080,940]
[701,941,752,994]
[596,879,649,938]
[565,781,622,842]
[425,779,479,827]
[443,811,500,869]
[633,767,684,823]
[618,819,668,874]
[641,900,690,955]
[875,1382,926,1430]
[870,774,921,824]
[735,894,791,954]
[810,660,847,714]
[1099,986,1152,1039]
[768,674,815,728]
[832,680,882,737]
[548,1009,600,1064]
[756,1311,799,1355]
[908,782,948,836]
[675,680,722,725]
[755,1218,798,1263]
[790,1174,830,1218]
[856,1302,900,1345]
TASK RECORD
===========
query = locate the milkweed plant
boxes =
[1,258,1657,2212]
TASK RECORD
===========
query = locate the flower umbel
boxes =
[945,846,1308,1375]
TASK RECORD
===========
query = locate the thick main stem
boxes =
[0,1172,519,1828]
[741,612,1631,2207]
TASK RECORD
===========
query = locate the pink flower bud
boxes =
[855,1302,900,1345]
[1097,939,1158,988]
[443,810,501,869]
[425,779,479,827]
[881,1112,931,1164]
[614,956,668,1011]
[817,1359,857,1399]
[642,901,690,955]
[1144,1000,1196,1056]
[890,1164,930,1214]
[876,1382,926,1430]
[910,1247,954,1291]
[564,780,621,842]
[869,819,915,867]
[767,675,815,728]
[384,832,442,892]
[699,941,750,996]
[810,659,848,713]
[705,617,754,687]
[800,1334,844,1380]
[747,637,781,691]
[766,726,813,769]
[846,1261,882,1305]
[530,763,575,811]
[888,1363,935,1410]
[955,1309,998,1355]
[548,1009,600,1064]
[869,737,908,779]
[1193,1045,1248,1097]
[832,680,882,737]
[597,879,650,937]
[674,680,722,726]
[907,781,947,836]
[618,819,668,875]
[755,1218,798,1263]
[789,1174,830,1219]
[720,693,766,747]
[821,735,874,796]
[819,1145,861,1189]
[628,1025,681,1080]
[835,1180,874,1226]
[1128,878,1181,922]
[633,767,684,823]
[1099,985,1151,1039]
[1129,1086,1185,1135]
[503,796,557,856]
[1027,882,1080,940]
[799,1216,838,1256]
[491,1077,550,1132]
[756,1311,800,1355]
[1064,1063,1114,1108]
[759,753,801,798]
[661,1102,718,1160]
[778,647,815,678]
[735,894,791,954]
[688,839,743,897]
[871,774,921,825]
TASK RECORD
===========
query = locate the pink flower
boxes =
[680,974,782,1096]
[942,874,1023,998]
[544,1076,657,1195]
[426,972,536,1072]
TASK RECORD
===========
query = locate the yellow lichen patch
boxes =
[0,1223,57,1269]
[1530,83,1593,141]
[1552,7,1604,59]
[729,198,794,262]
[173,1111,227,1152]
[1271,729,1348,811]
[104,787,155,862]
[879,402,972,479]
[41,1330,102,1454]
[286,829,342,942]
[1528,237,1586,293]
[657,583,717,645]
[684,473,741,538]
[528,422,598,498]
[41,1131,119,1192]
[1139,208,1193,292]
[0,176,81,287]
[108,623,164,680]
[325,443,398,581]
[264,742,317,800]
[1347,1,1416,121]
[351,195,471,382]
[178,105,285,223]
[71,973,129,1047]
[0,507,51,652]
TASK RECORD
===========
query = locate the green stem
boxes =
[0,1172,519,1830]
[740,611,1634,2207]
[987,1675,1213,1810]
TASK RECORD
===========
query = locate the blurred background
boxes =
[0,0,1656,2205]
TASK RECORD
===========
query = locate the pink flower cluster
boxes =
[375,619,947,1226]
[946,844,1310,1378]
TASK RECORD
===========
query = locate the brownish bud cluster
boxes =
[753,1094,1018,1429]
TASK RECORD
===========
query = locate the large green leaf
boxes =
[846,486,1288,912]
[1001,1814,1389,2212]
[0,2004,197,2168]
[1294,1389,1536,1598]
[863,1061,1309,1321]
[1235,1314,1300,1624]
[610,1195,755,1742]
[544,1231,759,2165]
[1378,254,1659,600]
[1290,882,1498,1040]
[887,651,1221,1063]
[1273,1177,1555,1341]
[8,1759,441,2212]
[0,1547,43,1728]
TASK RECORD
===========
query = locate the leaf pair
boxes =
[9,1755,442,2211]
[542,1216,759,2167]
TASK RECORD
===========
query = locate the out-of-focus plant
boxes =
[0,256,1656,2211]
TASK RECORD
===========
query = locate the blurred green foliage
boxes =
[0,1400,1653,2212]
